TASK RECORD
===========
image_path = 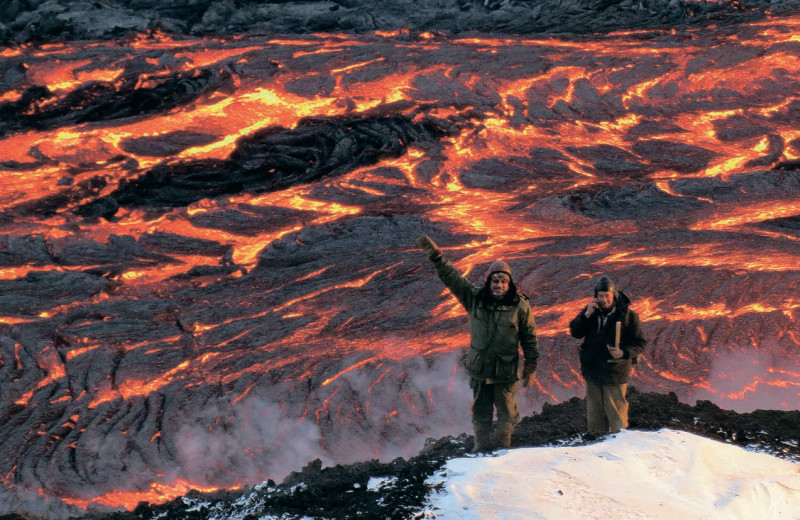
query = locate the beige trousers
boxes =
[472,380,520,436]
[585,381,628,433]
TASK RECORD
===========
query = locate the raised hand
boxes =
[584,298,600,318]
[416,235,442,260]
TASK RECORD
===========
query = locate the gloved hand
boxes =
[416,235,442,261]
[521,363,537,388]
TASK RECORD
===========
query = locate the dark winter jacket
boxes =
[432,257,538,384]
[569,290,646,386]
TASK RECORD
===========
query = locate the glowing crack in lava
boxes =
[1,14,800,517]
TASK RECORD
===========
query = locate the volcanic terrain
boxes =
[1,0,800,517]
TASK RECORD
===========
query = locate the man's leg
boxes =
[585,380,608,434]
[603,383,628,433]
[493,381,520,448]
[471,380,494,452]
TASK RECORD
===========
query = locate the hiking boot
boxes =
[472,429,493,453]
[493,430,512,449]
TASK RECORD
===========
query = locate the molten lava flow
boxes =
[57,478,238,511]
[1,13,800,516]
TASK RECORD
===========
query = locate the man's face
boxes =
[490,273,510,299]
[596,290,614,310]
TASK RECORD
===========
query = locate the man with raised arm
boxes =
[569,275,646,434]
[417,235,539,452]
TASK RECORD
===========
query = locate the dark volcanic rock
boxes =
[754,215,800,237]
[0,68,234,139]
[560,167,800,223]
[459,158,531,190]
[120,131,220,158]
[631,139,716,174]
[0,271,110,315]
[568,144,651,177]
[626,119,688,138]
[562,182,709,223]
[78,113,453,216]
[714,114,775,142]
[674,167,800,202]
[188,204,321,236]
[3,0,799,45]
[137,231,229,257]
[11,175,109,218]
[0,234,52,266]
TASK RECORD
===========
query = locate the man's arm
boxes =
[622,310,646,360]
[417,235,442,261]
[417,235,477,309]
[568,308,592,339]
[519,303,539,366]
[519,303,539,387]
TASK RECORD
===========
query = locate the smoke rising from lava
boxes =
[175,397,325,487]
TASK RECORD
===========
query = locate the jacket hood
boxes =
[614,290,631,313]
[485,260,513,282]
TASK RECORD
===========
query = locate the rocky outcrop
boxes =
[2,0,799,45]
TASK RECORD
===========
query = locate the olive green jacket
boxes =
[433,257,539,383]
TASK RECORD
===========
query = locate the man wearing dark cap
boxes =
[417,235,539,452]
[569,275,646,434]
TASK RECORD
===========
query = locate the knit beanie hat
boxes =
[594,275,616,297]
[485,260,513,281]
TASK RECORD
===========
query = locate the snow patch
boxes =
[421,429,800,519]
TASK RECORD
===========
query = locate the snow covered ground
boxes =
[421,429,800,519]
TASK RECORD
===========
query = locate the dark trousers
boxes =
[585,380,628,433]
[471,380,520,435]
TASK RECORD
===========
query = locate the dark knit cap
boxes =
[594,275,616,297]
